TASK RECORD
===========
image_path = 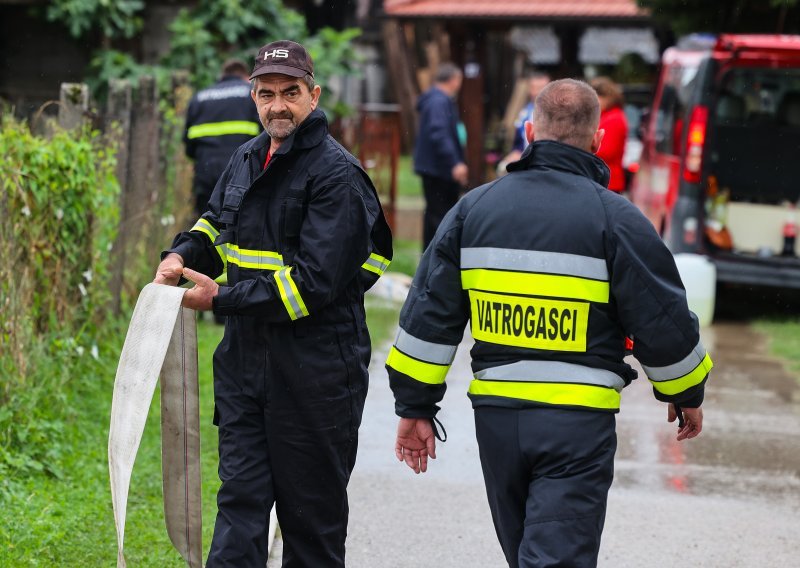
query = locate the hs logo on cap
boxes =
[264,49,289,60]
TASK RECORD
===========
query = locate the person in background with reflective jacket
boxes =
[184,59,261,219]
[413,62,468,250]
[590,76,628,193]
[386,79,711,568]
[155,40,392,567]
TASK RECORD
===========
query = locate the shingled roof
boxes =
[383,0,648,19]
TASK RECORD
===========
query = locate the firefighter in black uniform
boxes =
[184,59,261,218]
[386,79,712,568]
[155,40,392,567]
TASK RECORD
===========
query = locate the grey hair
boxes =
[251,73,315,92]
[532,79,600,150]
[434,62,462,84]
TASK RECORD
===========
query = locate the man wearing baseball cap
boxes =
[155,39,392,567]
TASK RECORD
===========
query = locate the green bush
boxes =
[0,115,120,484]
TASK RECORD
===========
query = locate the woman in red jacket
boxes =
[591,77,628,193]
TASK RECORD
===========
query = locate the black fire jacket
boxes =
[387,140,711,417]
[167,109,392,382]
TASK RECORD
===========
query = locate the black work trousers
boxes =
[206,318,370,567]
[421,174,460,250]
[475,407,617,568]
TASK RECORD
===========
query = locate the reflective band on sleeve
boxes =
[647,353,713,396]
[387,346,450,384]
[394,328,457,365]
[190,217,227,268]
[469,379,621,410]
[462,248,609,280]
[275,266,309,320]
[643,340,709,381]
[191,217,219,241]
[225,245,283,270]
[475,361,625,391]
[461,269,610,303]
[362,252,391,276]
[187,121,260,139]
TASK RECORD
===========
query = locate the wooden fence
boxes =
[52,74,194,314]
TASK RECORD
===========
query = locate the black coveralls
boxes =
[168,109,392,567]
[184,75,261,217]
[387,141,711,567]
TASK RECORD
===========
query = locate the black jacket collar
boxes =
[507,140,610,188]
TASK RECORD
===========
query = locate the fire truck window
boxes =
[655,84,680,155]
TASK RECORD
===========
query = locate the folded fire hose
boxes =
[109,283,202,568]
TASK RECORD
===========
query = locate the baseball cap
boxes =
[250,40,314,80]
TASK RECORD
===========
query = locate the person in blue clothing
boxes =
[413,62,468,250]
[497,72,550,175]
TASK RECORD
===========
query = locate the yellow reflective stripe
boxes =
[191,217,220,240]
[187,121,260,139]
[387,346,450,385]
[461,269,610,303]
[225,245,283,270]
[284,267,309,317]
[469,290,589,352]
[469,379,620,410]
[274,267,309,320]
[649,353,713,396]
[190,218,226,268]
[362,252,391,276]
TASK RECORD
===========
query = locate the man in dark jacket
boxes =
[387,79,711,567]
[155,40,392,567]
[413,62,468,250]
[184,59,261,218]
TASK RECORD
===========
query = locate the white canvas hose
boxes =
[108,283,202,568]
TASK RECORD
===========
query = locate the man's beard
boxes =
[265,111,296,140]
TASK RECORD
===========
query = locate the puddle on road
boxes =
[614,322,800,505]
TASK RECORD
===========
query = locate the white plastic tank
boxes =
[673,253,717,327]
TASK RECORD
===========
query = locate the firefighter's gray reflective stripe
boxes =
[196,85,251,102]
[191,217,219,241]
[362,252,391,276]
[191,218,227,268]
[225,245,283,270]
[109,284,202,568]
[642,340,708,381]
[461,247,609,280]
[394,327,458,365]
[275,266,309,320]
[474,360,626,392]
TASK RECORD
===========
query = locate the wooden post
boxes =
[118,76,159,304]
[381,19,419,152]
[106,79,132,314]
[58,83,89,130]
[454,26,487,188]
[106,80,132,197]
[170,71,195,231]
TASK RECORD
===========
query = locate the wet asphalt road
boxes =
[271,321,800,567]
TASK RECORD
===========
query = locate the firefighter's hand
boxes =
[668,404,703,441]
[395,417,436,474]
[181,267,218,311]
[154,253,184,286]
[452,162,468,186]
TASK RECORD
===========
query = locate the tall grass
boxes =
[0,115,119,482]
